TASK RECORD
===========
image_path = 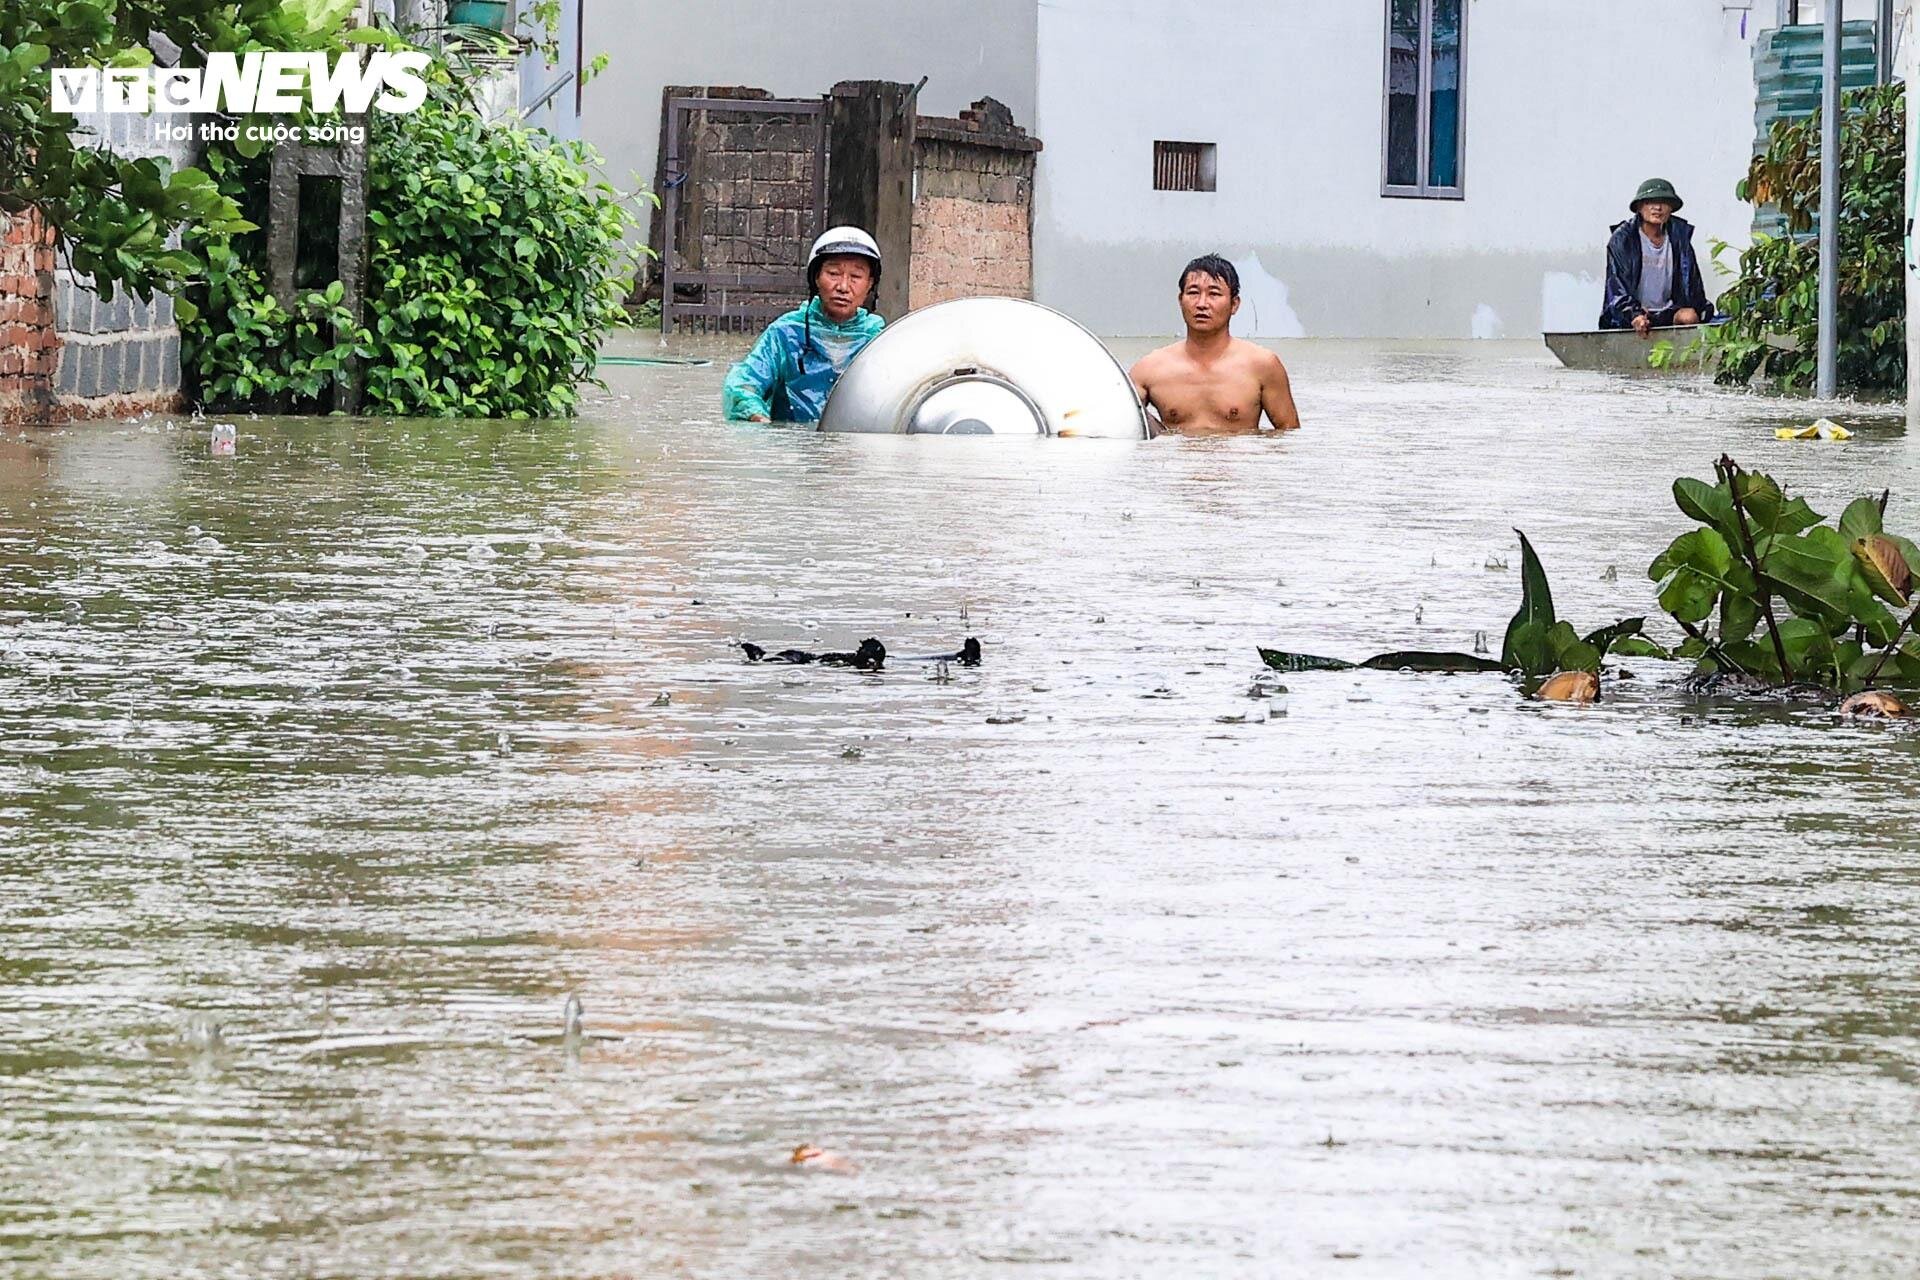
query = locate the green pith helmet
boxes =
[1630,178,1684,213]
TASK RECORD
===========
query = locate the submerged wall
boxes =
[1032,0,1781,338]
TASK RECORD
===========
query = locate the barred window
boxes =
[1153,141,1217,193]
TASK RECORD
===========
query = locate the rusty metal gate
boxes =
[659,95,829,334]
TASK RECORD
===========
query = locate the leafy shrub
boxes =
[1707,82,1905,392]
[185,90,644,417]
[1647,456,1920,688]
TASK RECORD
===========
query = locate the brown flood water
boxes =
[3,336,1919,1277]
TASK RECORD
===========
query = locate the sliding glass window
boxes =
[1382,0,1466,199]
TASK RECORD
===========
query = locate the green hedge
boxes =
[185,91,643,418]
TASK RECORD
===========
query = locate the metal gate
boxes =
[659,95,829,334]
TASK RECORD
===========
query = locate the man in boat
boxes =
[1127,253,1300,436]
[722,226,886,422]
[1599,178,1714,337]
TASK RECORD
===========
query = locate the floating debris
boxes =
[790,1144,857,1173]
[1840,690,1908,718]
[1599,564,1619,583]
[1471,630,1489,654]
[1483,555,1508,571]
[1534,671,1599,703]
[466,542,498,564]
[649,690,672,707]
[401,544,427,564]
[1776,417,1851,442]
[986,711,1026,724]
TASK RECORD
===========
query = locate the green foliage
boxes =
[1705,82,1905,392]
[184,80,646,417]
[1260,531,1642,680]
[1647,458,1920,687]
[0,0,330,300]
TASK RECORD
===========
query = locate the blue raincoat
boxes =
[721,298,886,422]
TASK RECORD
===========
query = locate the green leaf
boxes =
[1839,496,1885,541]
[1757,528,1855,619]
[1505,619,1553,679]
[1651,528,1737,623]
[1582,616,1646,658]
[1258,648,1355,673]
[1501,529,1556,671]
[1673,477,1733,532]
[1555,641,1603,674]
[1611,635,1673,660]
[1356,651,1508,673]
[1718,590,1760,644]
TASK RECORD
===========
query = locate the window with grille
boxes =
[1382,0,1466,198]
[1153,141,1217,192]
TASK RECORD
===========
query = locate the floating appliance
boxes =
[817,297,1152,439]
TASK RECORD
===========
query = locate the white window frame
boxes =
[1380,0,1467,200]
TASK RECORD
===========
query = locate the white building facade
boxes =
[576,0,1892,338]
[1032,0,1809,338]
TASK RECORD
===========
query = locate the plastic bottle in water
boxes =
[210,423,237,456]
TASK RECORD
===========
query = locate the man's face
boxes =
[1178,271,1239,336]
[1639,199,1673,228]
[816,256,874,321]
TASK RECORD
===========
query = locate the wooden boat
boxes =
[1543,324,1711,374]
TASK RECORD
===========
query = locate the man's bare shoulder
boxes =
[1130,341,1188,376]
[1228,338,1290,371]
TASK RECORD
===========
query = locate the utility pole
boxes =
[1904,0,1918,431]
[1881,0,1897,81]
[1817,0,1841,400]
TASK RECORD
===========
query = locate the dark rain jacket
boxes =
[1598,215,1714,329]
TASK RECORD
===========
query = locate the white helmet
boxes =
[807,225,882,287]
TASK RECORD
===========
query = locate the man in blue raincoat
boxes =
[722,226,886,422]
[1599,178,1714,335]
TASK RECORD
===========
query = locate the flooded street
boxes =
[6,337,1920,1277]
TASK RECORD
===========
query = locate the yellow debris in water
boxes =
[1839,690,1908,718]
[1534,671,1600,703]
[1775,417,1852,441]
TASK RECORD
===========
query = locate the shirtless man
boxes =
[1128,254,1300,436]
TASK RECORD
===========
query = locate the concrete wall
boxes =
[55,109,195,413]
[579,0,1038,204]
[1032,0,1784,338]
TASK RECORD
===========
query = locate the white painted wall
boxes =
[1033,0,1780,337]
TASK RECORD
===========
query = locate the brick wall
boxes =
[907,99,1039,311]
[0,211,59,427]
